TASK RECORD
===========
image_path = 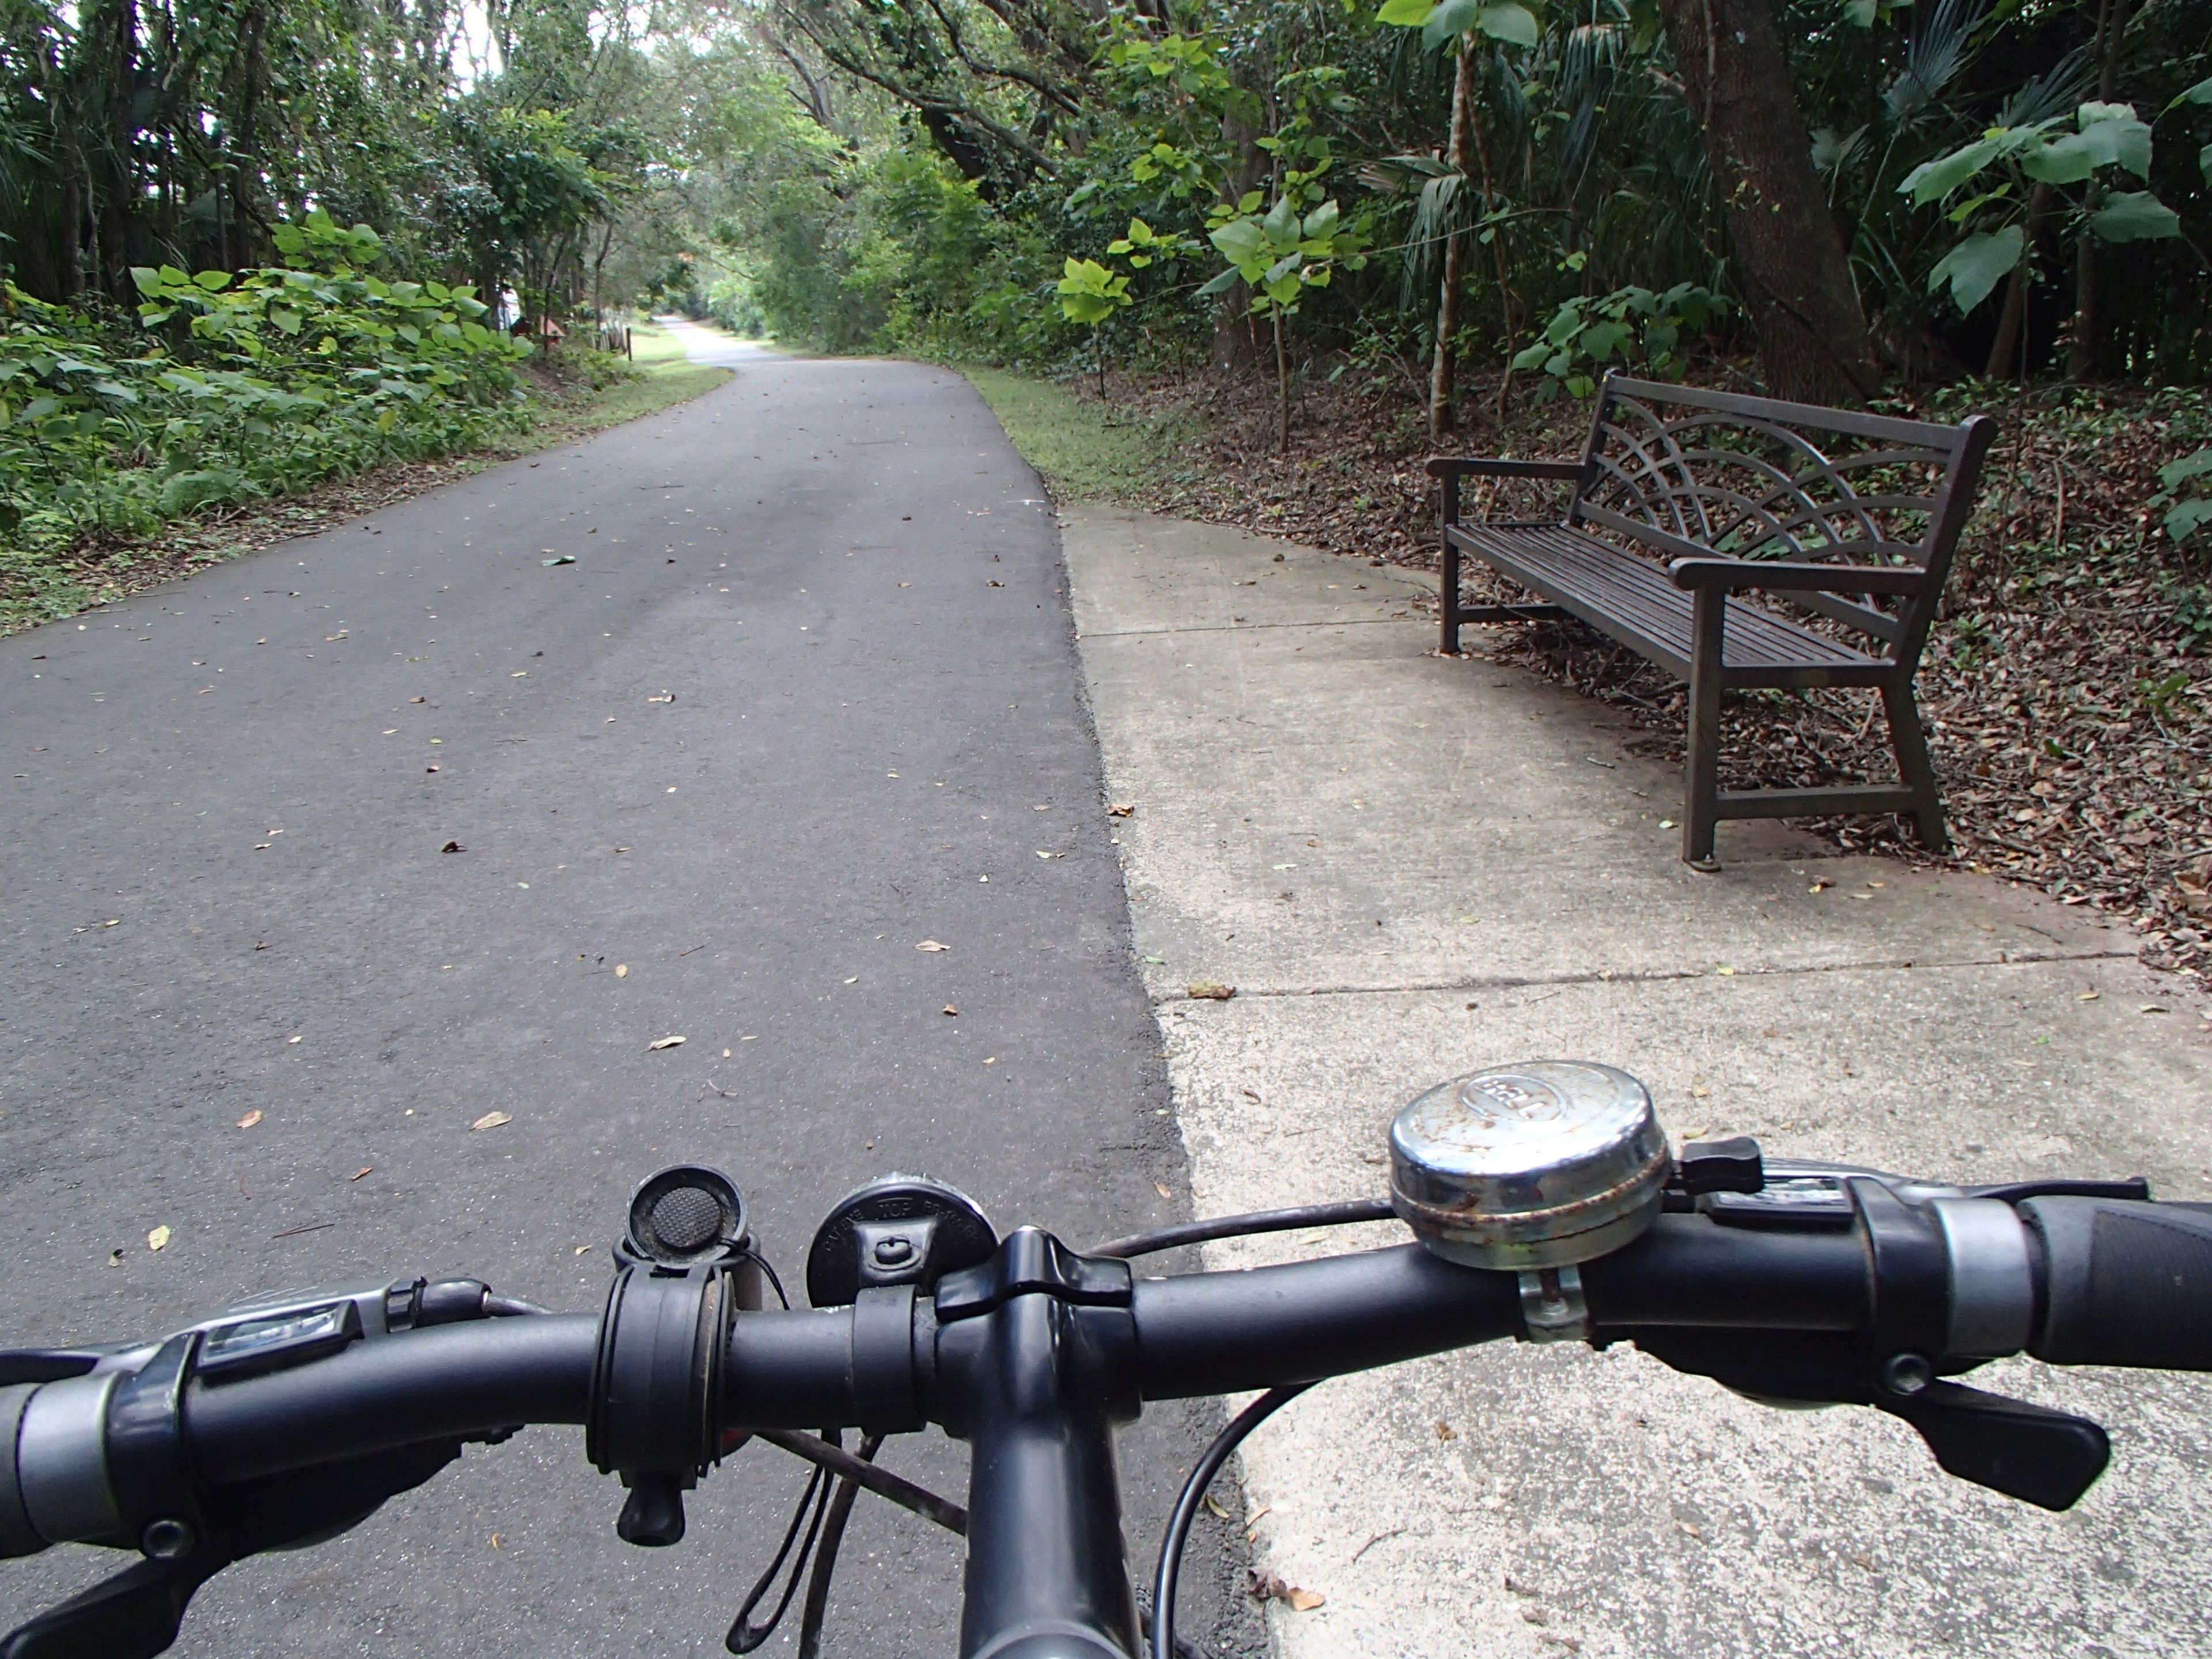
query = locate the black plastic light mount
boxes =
[592,1165,764,1547]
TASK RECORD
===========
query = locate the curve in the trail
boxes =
[0,354,1253,1657]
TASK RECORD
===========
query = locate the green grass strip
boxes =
[960,368,1175,504]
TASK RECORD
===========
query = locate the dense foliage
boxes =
[6,0,2211,488]
[0,211,528,615]
[0,0,688,320]
[681,0,2209,427]
[8,0,2206,414]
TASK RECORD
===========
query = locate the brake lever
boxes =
[1876,1380,2110,1511]
[0,1438,467,1658]
[0,1550,229,1659]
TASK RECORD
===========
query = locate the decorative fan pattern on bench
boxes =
[1579,388,1954,569]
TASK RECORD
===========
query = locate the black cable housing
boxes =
[1150,1385,1312,1659]
[1090,1198,1398,1260]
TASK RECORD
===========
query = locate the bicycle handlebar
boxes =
[6,1198,2200,1510]
[109,1219,1874,1493]
[3,1172,2210,1659]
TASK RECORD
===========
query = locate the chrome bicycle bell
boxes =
[1389,1061,1670,1269]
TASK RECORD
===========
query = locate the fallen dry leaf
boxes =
[2179,855,2212,919]
[1246,1569,1324,1612]
[1203,1494,1232,1521]
[236,1110,262,1129]
[943,1003,959,1016]
[1436,1421,1458,1440]
[647,1035,686,1050]
[1154,1181,1173,1199]
[916,940,950,952]
[470,1111,513,1131]
[147,1225,171,1252]
[1107,802,1135,817]
[350,1166,372,1181]
[1187,980,1236,1000]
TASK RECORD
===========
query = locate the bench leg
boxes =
[1439,535,1463,654]
[1681,589,1724,870]
[1881,679,1950,854]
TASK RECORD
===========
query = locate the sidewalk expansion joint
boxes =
[1078,616,1415,639]
[1147,946,2142,1006]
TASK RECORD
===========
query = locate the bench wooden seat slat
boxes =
[1449,522,1884,682]
[1430,372,1997,867]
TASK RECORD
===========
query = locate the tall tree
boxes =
[1654,0,1881,404]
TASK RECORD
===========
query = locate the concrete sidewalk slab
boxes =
[1063,504,2212,1659]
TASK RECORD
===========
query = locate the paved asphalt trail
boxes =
[0,354,1255,1656]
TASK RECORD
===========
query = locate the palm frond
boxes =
[1998,46,2094,129]
[1882,0,1986,128]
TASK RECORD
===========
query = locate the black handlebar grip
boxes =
[2020,1198,2212,1371]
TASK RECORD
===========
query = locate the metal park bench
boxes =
[1430,374,1996,868]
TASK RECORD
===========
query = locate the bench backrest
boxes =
[1568,374,1997,661]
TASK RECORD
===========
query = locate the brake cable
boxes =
[796,1432,886,1659]
[1090,1196,1396,1260]
[1152,1385,1313,1659]
[726,1452,836,1654]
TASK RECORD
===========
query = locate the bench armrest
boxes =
[1425,457,1585,481]
[1667,558,1927,596]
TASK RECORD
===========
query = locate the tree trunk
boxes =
[1212,113,1266,372]
[1428,40,1478,439]
[1986,183,2052,379]
[1274,310,1289,453]
[2068,0,2128,380]
[1655,0,1879,404]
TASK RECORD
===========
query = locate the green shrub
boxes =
[0,211,529,618]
